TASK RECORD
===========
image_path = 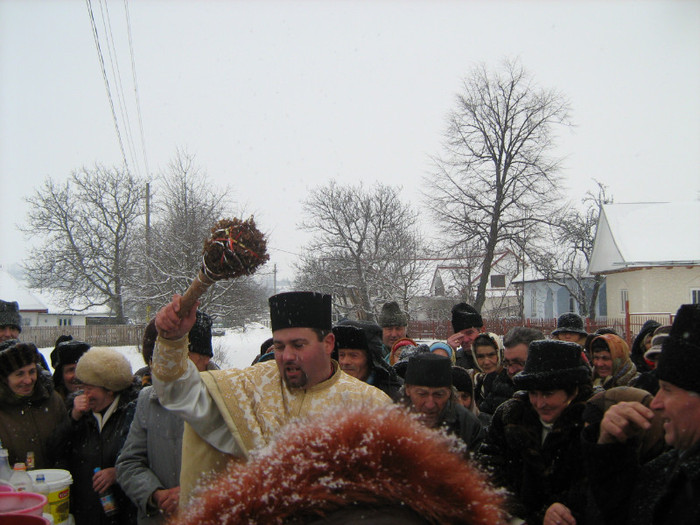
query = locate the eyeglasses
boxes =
[503,359,526,368]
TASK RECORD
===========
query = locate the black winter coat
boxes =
[53,384,139,525]
[478,369,515,415]
[585,438,700,525]
[477,391,590,524]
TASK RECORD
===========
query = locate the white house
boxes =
[587,202,700,316]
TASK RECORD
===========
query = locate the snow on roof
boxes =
[0,268,48,312]
[589,201,700,273]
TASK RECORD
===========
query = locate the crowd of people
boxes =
[0,294,698,524]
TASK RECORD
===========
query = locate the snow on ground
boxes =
[38,323,272,374]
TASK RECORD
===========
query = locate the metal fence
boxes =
[408,313,675,346]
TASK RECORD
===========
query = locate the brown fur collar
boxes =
[171,406,505,524]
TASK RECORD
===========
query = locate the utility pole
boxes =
[273,263,277,295]
[145,182,151,321]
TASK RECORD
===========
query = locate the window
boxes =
[620,289,629,314]
[569,296,576,312]
[490,274,506,288]
[692,289,700,304]
[530,290,537,316]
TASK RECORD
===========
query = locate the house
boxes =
[518,268,607,320]
[422,250,521,319]
[587,202,700,316]
[0,267,114,327]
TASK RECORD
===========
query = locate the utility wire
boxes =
[98,0,141,177]
[85,0,131,174]
[123,0,150,177]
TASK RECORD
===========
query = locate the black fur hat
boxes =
[333,325,369,352]
[269,292,332,332]
[405,353,452,388]
[513,340,591,391]
[451,303,483,333]
[656,304,700,393]
[189,311,213,357]
[0,300,22,331]
[0,341,39,377]
[54,338,91,367]
[378,301,408,328]
[552,313,587,336]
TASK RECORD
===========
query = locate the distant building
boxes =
[588,202,700,315]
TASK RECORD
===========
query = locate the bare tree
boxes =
[21,165,145,322]
[296,181,427,320]
[426,59,571,312]
[529,181,612,318]
[131,149,269,326]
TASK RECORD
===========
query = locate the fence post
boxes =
[624,300,631,347]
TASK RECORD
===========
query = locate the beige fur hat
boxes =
[76,347,133,392]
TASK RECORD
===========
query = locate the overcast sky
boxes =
[1,0,699,283]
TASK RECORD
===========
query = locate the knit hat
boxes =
[269,292,332,332]
[513,340,592,391]
[0,341,39,377]
[656,304,700,394]
[451,303,483,333]
[643,325,672,362]
[451,365,474,397]
[389,337,418,366]
[430,341,455,362]
[333,325,369,352]
[76,347,133,392]
[405,353,452,388]
[0,300,21,331]
[552,313,588,336]
[378,301,408,328]
[189,311,214,357]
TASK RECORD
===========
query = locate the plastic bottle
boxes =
[26,451,35,470]
[93,468,118,517]
[0,449,12,482]
[33,473,51,515]
[9,462,33,491]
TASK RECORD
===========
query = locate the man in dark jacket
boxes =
[400,353,484,453]
[54,347,139,525]
[333,320,403,400]
[585,304,700,525]
[479,327,543,414]
[448,302,484,370]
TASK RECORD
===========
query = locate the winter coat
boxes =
[477,390,591,524]
[0,369,68,468]
[455,347,476,370]
[478,368,516,415]
[53,384,139,525]
[335,318,403,400]
[115,386,184,524]
[585,438,700,524]
[168,405,506,525]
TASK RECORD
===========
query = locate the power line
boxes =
[85,0,131,173]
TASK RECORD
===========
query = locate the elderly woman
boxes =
[0,340,68,469]
[590,333,639,390]
[478,340,593,525]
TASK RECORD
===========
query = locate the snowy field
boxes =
[37,323,272,374]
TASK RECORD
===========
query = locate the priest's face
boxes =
[273,327,335,389]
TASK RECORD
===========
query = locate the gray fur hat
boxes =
[76,347,133,392]
[0,300,22,331]
[552,312,587,336]
[378,301,408,328]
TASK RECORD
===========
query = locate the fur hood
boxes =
[171,406,505,525]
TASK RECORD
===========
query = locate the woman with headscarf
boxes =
[589,333,639,390]
[470,332,504,407]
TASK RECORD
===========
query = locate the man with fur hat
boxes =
[586,304,700,525]
[333,321,403,401]
[0,340,68,469]
[50,335,91,400]
[478,340,594,525]
[551,312,588,346]
[0,299,22,342]
[400,353,484,452]
[152,291,391,504]
[377,300,409,357]
[448,302,485,370]
[116,310,217,524]
[53,347,138,525]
